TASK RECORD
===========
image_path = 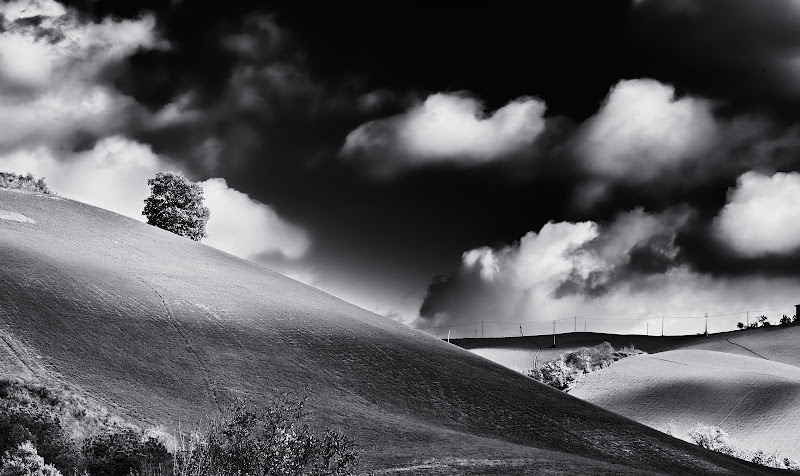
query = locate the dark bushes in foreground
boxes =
[0,379,359,476]
[175,398,358,476]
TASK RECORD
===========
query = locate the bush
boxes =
[0,442,62,476]
[779,315,792,325]
[175,398,358,476]
[0,173,51,195]
[82,428,170,476]
[0,403,77,475]
[686,424,800,470]
[526,342,639,391]
[142,172,210,242]
[687,424,738,456]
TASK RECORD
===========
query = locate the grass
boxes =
[570,349,800,461]
[0,188,790,476]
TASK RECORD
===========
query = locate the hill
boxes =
[570,350,800,460]
[451,323,800,374]
[0,189,787,475]
[451,333,705,373]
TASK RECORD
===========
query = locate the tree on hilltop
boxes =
[143,172,210,241]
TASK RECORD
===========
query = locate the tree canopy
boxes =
[143,172,210,241]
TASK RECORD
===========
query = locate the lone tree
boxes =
[143,172,210,241]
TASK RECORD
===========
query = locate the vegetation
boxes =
[0,173,51,195]
[175,398,358,476]
[737,314,796,329]
[687,424,800,470]
[525,342,643,391]
[1,441,63,476]
[142,172,210,242]
[0,379,358,476]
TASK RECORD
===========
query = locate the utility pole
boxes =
[474,329,477,338]
[746,311,749,328]
[646,322,649,336]
[574,316,577,332]
[481,321,484,338]
[704,313,709,337]
[551,321,557,348]
[584,322,587,332]
[661,315,664,337]
[447,330,451,343]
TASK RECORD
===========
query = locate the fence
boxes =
[419,305,799,339]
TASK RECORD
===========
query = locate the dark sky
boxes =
[5,0,800,331]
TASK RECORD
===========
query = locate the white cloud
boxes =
[341,92,548,171]
[0,1,161,153]
[575,79,717,182]
[200,178,310,260]
[0,3,158,90]
[714,171,800,256]
[0,137,310,262]
[418,209,799,334]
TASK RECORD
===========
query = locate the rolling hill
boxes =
[570,350,800,460]
[0,188,788,475]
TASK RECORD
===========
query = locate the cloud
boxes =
[0,1,159,91]
[416,208,800,334]
[574,79,717,183]
[713,171,800,256]
[200,178,310,260]
[0,0,161,154]
[341,92,548,172]
[0,136,310,263]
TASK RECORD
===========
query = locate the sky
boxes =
[3,0,800,336]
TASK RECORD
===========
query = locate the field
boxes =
[571,350,800,460]
[0,189,789,475]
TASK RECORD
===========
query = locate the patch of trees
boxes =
[737,314,797,329]
[0,379,359,476]
[525,342,643,391]
[687,424,800,470]
[143,172,210,242]
[0,172,51,195]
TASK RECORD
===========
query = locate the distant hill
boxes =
[0,189,786,475]
[571,350,800,460]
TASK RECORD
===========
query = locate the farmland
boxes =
[0,189,789,474]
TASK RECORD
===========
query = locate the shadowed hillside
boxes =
[0,189,788,475]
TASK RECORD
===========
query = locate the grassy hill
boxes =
[0,188,788,475]
[570,350,800,460]
[452,323,800,374]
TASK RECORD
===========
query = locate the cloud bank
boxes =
[341,92,548,172]
[417,208,800,334]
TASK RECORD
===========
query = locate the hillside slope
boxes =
[0,189,786,475]
[571,350,800,460]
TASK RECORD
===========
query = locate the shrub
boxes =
[756,315,769,327]
[780,315,792,325]
[0,173,51,195]
[175,398,358,476]
[686,424,800,470]
[526,342,639,391]
[687,424,738,456]
[0,403,77,475]
[736,322,744,329]
[82,428,170,476]
[142,172,210,242]
[0,442,62,476]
